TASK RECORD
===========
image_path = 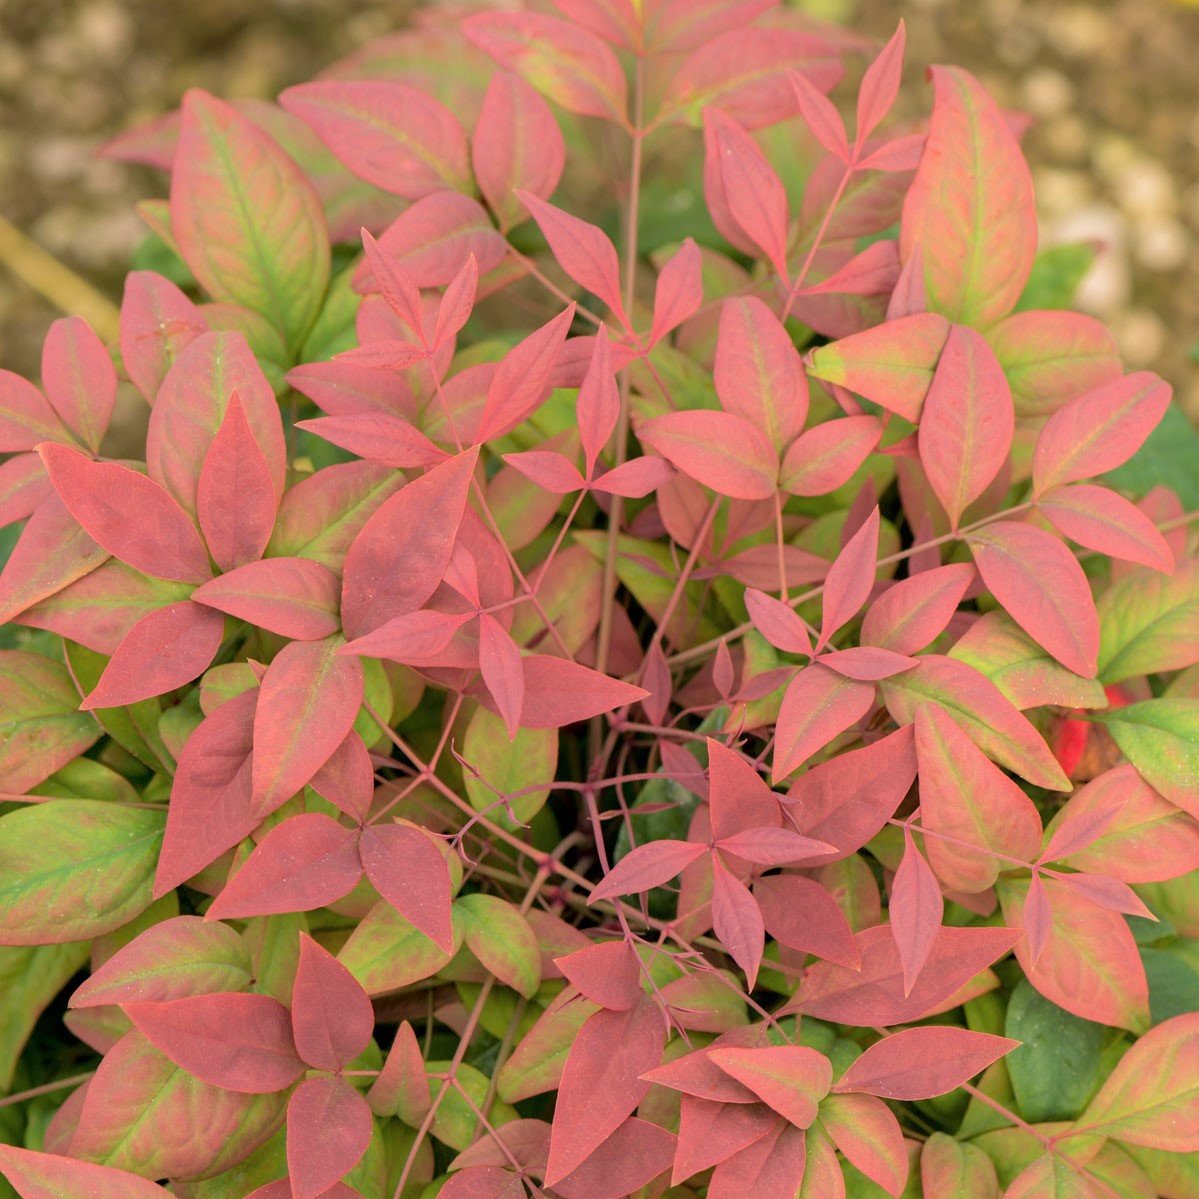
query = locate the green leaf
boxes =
[1105,403,1199,509]
[455,893,541,999]
[1092,699,1199,812]
[462,706,558,827]
[424,1060,517,1151]
[1140,944,1199,1026]
[0,942,90,1089]
[1015,243,1097,312]
[337,900,459,996]
[0,800,165,945]
[1097,560,1199,684]
[1004,979,1106,1122]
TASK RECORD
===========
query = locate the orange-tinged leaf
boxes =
[919,1132,1000,1199]
[819,1091,908,1197]
[900,66,1036,327]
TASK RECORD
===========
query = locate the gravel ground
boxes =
[0,0,1196,412]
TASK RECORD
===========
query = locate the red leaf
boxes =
[969,521,1098,677]
[708,1121,808,1199]
[280,80,471,199]
[287,1075,374,1199]
[518,192,627,327]
[650,239,703,346]
[780,415,883,497]
[197,393,278,571]
[588,839,708,903]
[918,325,1013,529]
[473,72,565,232]
[714,297,807,451]
[368,1019,429,1122]
[519,654,648,728]
[252,636,365,815]
[549,0,639,49]
[745,587,812,655]
[477,308,575,442]
[360,823,454,953]
[0,453,52,528]
[41,317,116,453]
[756,874,860,968]
[856,21,906,144]
[592,455,675,498]
[718,827,834,865]
[773,662,875,782]
[819,646,916,681]
[672,1095,776,1182]
[439,1169,525,1199]
[357,229,425,343]
[703,109,790,281]
[555,941,640,1011]
[124,993,305,1093]
[860,563,974,654]
[551,1116,676,1199]
[81,600,224,709]
[0,1146,173,1199]
[340,448,477,639]
[890,827,944,995]
[577,326,620,477]
[835,1027,1017,1100]
[1052,871,1156,921]
[642,1047,759,1105]
[709,1043,832,1129]
[299,412,446,470]
[205,813,363,920]
[291,933,374,1072]
[710,857,765,988]
[193,557,341,641]
[819,1092,908,1197]
[1023,871,1052,965]
[789,68,849,160]
[478,613,525,738]
[544,997,664,1185]
[820,507,880,645]
[502,450,585,495]
[119,270,207,404]
[341,609,473,666]
[1038,484,1174,573]
[38,443,212,583]
[638,410,778,501]
[1032,371,1172,495]
[435,254,479,350]
[706,737,781,839]
[309,730,375,824]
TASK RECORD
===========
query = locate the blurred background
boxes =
[1,0,1197,410]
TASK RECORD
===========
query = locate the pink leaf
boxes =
[555,941,641,1011]
[820,507,880,645]
[287,1075,374,1199]
[503,450,586,495]
[360,823,454,953]
[707,1121,808,1199]
[709,1043,832,1128]
[820,1092,909,1196]
[368,1019,429,1122]
[81,600,224,709]
[358,229,425,341]
[789,68,849,160]
[1038,484,1174,573]
[124,993,305,1093]
[855,21,906,145]
[41,317,116,453]
[803,239,900,298]
[551,1116,676,1199]
[0,1146,173,1199]
[520,654,648,728]
[577,326,620,476]
[298,412,446,470]
[710,857,765,989]
[192,557,341,641]
[1052,871,1157,921]
[0,372,72,453]
[291,933,374,1072]
[592,455,675,498]
[650,238,703,346]
[890,826,943,995]
[341,610,474,667]
[435,254,480,350]
[340,448,477,639]
[118,270,207,404]
[477,308,575,442]
[918,325,1014,529]
[638,410,778,501]
[780,415,883,497]
[588,840,708,903]
[642,1047,759,1105]
[206,813,363,920]
[473,72,565,232]
[479,613,525,738]
[861,563,974,655]
[820,646,916,681]
[756,874,860,968]
[773,662,875,782]
[38,443,211,583]
[968,521,1099,677]
[745,588,812,655]
[718,827,835,866]
[197,393,278,571]
[309,730,375,824]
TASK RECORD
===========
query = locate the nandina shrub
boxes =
[0,3,1197,1197]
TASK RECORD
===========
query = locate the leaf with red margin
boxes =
[1037,484,1174,574]
[193,557,341,641]
[818,1092,908,1197]
[714,298,807,452]
[291,933,374,1072]
[890,826,943,995]
[287,1074,374,1199]
[756,874,860,968]
[861,563,974,655]
[702,109,790,281]
[41,317,116,453]
[518,193,627,327]
[707,1120,808,1199]
[900,66,1035,327]
[251,636,364,815]
[555,940,640,1011]
[710,857,765,988]
[969,521,1098,677]
[806,313,950,422]
[476,309,575,442]
[340,448,477,639]
[118,270,207,404]
[795,924,1022,1025]
[650,238,703,346]
[773,663,875,783]
[543,997,664,1185]
[205,813,363,919]
[280,80,471,199]
[1003,1155,1093,1199]
[588,839,708,902]
[919,1133,1000,1199]
[70,916,252,1008]
[1032,371,1172,495]
[915,703,1042,893]
[463,12,628,124]
[0,1146,174,1199]
[473,72,564,232]
[638,410,778,501]
[551,1116,676,1199]
[709,1044,832,1128]
[197,393,277,571]
[519,654,648,728]
[80,600,224,709]
[918,325,1013,528]
[155,689,259,896]
[997,875,1150,1033]
[360,822,454,953]
[368,1019,430,1122]
[171,91,329,351]
[1074,1011,1199,1151]
[820,507,880,645]
[835,1027,1018,1100]
[124,993,305,1093]
[780,415,883,497]
[38,443,212,583]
